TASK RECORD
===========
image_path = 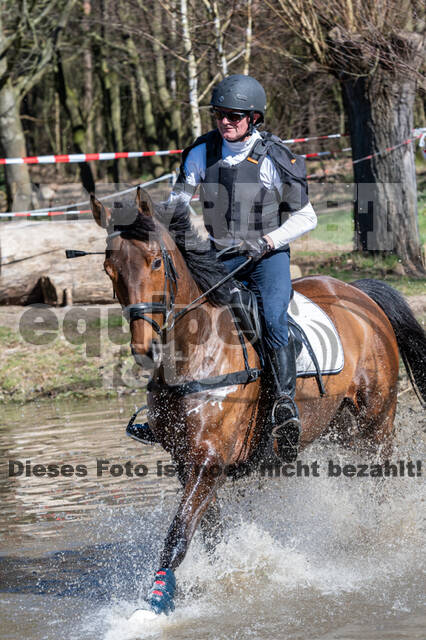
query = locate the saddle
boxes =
[230,284,344,393]
[230,284,303,356]
[229,284,264,350]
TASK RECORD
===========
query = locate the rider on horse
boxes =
[133,75,317,463]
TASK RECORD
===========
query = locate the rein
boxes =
[119,232,250,336]
[110,230,262,395]
[167,255,251,331]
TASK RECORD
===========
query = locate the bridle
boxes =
[67,220,265,395]
[118,233,179,343]
[67,227,250,347]
[108,229,251,343]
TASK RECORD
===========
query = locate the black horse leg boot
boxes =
[269,335,301,463]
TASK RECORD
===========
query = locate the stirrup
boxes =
[270,396,301,463]
[271,394,298,425]
[125,405,158,445]
[126,421,158,445]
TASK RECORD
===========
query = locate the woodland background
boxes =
[0,0,425,272]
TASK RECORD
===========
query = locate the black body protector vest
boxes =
[174,129,309,250]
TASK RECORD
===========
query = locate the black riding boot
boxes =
[268,336,301,463]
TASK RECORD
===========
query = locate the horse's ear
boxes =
[136,186,154,217]
[90,194,111,228]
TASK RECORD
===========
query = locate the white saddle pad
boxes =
[289,291,344,377]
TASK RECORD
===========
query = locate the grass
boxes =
[294,176,426,297]
[0,315,140,404]
[309,207,354,246]
[0,326,20,348]
[308,193,425,248]
[417,194,426,243]
[302,252,426,296]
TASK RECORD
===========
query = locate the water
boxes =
[0,395,424,639]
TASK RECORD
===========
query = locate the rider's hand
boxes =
[241,236,273,261]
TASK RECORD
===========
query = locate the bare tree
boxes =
[267,0,425,274]
[0,0,76,210]
[181,0,202,137]
[243,0,253,74]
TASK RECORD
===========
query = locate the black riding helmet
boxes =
[210,75,266,133]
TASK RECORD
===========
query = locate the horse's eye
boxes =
[151,258,162,271]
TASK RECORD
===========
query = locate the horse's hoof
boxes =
[128,609,158,623]
[148,568,176,615]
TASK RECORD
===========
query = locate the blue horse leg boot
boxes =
[126,421,158,445]
[269,335,301,463]
[148,568,176,615]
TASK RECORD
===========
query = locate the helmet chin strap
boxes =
[248,110,255,135]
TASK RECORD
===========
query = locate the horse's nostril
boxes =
[131,346,155,369]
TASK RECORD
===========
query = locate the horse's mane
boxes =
[110,199,232,306]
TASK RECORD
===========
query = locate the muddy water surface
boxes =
[0,395,424,640]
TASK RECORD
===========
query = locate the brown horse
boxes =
[89,188,425,617]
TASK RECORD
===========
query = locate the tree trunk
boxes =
[83,0,96,179]
[212,1,227,76]
[168,0,178,100]
[0,221,113,305]
[243,0,253,75]
[0,74,32,211]
[55,50,95,194]
[96,51,120,184]
[181,0,202,138]
[342,69,424,274]
[54,91,64,180]
[110,70,126,183]
[126,36,164,177]
[0,0,75,211]
[151,2,182,151]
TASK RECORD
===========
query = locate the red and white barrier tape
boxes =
[301,151,331,159]
[0,128,423,166]
[304,131,425,177]
[0,150,183,166]
[0,173,173,218]
[0,133,348,165]
[282,133,348,144]
[0,147,333,165]
[0,209,91,218]
[352,134,422,164]
[1,131,423,217]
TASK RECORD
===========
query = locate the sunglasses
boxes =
[211,108,249,123]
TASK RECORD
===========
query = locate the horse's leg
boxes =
[200,494,223,557]
[147,456,225,615]
[344,369,398,460]
[360,390,397,459]
[178,462,223,556]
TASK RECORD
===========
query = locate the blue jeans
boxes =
[222,249,291,351]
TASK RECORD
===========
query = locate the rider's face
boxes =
[216,108,259,141]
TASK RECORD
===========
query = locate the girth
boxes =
[147,367,262,398]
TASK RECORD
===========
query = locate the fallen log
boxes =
[0,220,113,305]
[0,218,304,305]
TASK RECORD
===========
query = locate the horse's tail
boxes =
[352,278,426,406]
